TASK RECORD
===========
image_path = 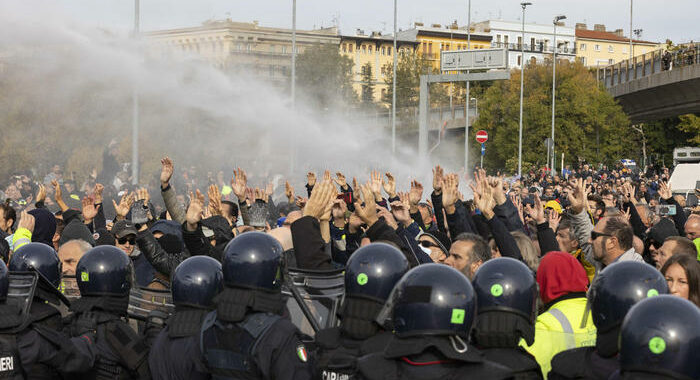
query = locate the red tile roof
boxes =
[575,29,656,44]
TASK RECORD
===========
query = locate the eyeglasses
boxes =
[117,236,136,245]
[590,231,612,241]
[419,240,439,249]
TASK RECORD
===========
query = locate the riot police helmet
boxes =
[222,231,283,292]
[76,245,132,297]
[389,263,476,338]
[472,257,537,322]
[345,242,409,302]
[171,255,223,309]
[8,242,61,289]
[620,295,700,379]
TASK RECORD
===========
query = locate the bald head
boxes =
[57,239,92,276]
[685,215,700,240]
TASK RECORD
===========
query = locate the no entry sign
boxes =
[476,130,488,143]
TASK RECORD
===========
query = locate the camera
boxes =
[656,204,676,216]
[130,199,150,225]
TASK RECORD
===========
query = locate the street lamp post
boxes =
[551,15,566,175]
[392,0,397,154]
[518,2,531,177]
[465,0,471,172]
[132,0,140,185]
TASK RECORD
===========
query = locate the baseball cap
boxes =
[111,220,138,239]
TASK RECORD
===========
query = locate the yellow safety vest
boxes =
[522,297,597,378]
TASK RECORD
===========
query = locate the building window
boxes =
[246,44,251,52]
[381,47,385,55]
[388,47,391,55]
[428,42,432,54]
[368,45,373,53]
[517,54,521,66]
[237,43,242,52]
[609,59,614,64]
[342,44,347,53]
[504,35,509,45]
[622,47,627,54]
[579,43,586,51]
[608,45,614,53]
[282,46,287,54]
[349,44,353,53]
[496,34,501,43]
[581,57,587,65]
[594,44,600,51]
[362,45,366,54]
[530,38,535,50]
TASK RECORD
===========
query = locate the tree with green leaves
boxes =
[474,60,633,172]
[381,52,448,109]
[360,62,375,106]
[296,43,356,109]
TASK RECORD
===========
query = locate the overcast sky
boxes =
[44,0,699,43]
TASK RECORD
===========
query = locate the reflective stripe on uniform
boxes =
[548,308,576,349]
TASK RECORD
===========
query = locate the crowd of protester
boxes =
[1,152,699,379]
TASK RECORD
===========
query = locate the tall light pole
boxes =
[291,0,297,105]
[551,15,566,175]
[629,0,633,61]
[464,0,471,172]
[132,0,140,185]
[391,0,397,154]
[517,2,531,177]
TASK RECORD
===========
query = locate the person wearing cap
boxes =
[416,231,450,263]
[111,219,159,288]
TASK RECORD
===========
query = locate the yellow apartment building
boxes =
[574,23,658,67]
[339,31,419,103]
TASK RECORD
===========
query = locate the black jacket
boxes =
[549,346,619,380]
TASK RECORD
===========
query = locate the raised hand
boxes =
[488,176,506,205]
[307,172,317,187]
[442,174,459,215]
[377,206,398,230]
[390,199,411,227]
[265,182,274,198]
[136,187,150,204]
[472,173,496,220]
[323,170,332,182]
[35,184,46,204]
[285,181,295,203]
[369,171,383,201]
[348,212,363,233]
[548,208,562,231]
[526,194,546,224]
[432,165,444,194]
[658,181,673,200]
[208,184,222,216]
[295,196,308,210]
[567,178,587,214]
[333,172,348,189]
[382,172,397,198]
[112,192,134,220]
[51,180,63,203]
[408,180,424,212]
[231,168,247,200]
[186,190,204,230]
[93,183,104,204]
[354,184,379,227]
[303,180,335,221]
[160,156,174,187]
[81,196,100,222]
[17,210,35,233]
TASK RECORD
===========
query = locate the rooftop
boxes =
[575,29,656,44]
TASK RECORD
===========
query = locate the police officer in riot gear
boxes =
[2,243,96,378]
[314,242,409,379]
[149,255,223,380]
[618,295,700,380]
[471,257,542,379]
[356,264,513,380]
[66,245,151,379]
[549,261,668,380]
[200,231,312,379]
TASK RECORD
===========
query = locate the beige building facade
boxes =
[575,23,658,67]
[339,32,418,103]
[145,19,340,83]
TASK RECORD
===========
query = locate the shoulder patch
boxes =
[296,345,308,362]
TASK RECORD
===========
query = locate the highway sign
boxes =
[476,130,488,143]
[441,48,508,71]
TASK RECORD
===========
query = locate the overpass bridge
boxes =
[598,43,700,123]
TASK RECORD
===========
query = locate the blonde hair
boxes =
[511,231,540,272]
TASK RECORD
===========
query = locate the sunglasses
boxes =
[117,236,136,245]
[419,240,439,249]
[590,231,612,241]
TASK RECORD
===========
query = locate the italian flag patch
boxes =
[296,345,308,362]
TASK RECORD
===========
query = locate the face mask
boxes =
[419,245,432,255]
